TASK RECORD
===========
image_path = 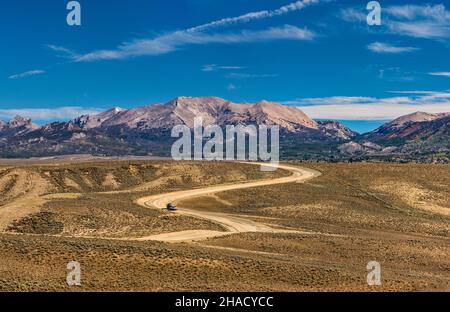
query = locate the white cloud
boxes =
[74,25,315,62]
[341,4,450,40]
[189,0,322,32]
[226,73,278,79]
[227,83,237,91]
[0,107,103,121]
[387,20,450,39]
[284,96,379,106]
[429,72,450,77]
[202,64,245,72]
[388,90,439,95]
[283,91,450,120]
[339,8,366,22]
[284,96,418,107]
[297,103,450,120]
[219,66,245,70]
[46,45,78,58]
[385,4,450,21]
[367,42,419,54]
[66,0,322,62]
[203,65,276,79]
[8,70,45,80]
[385,4,450,39]
[202,64,217,72]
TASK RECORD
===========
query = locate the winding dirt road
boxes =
[136,163,322,242]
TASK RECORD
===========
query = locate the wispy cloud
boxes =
[339,8,366,22]
[0,106,103,122]
[58,0,322,62]
[366,64,417,82]
[387,4,450,39]
[220,66,245,70]
[283,91,450,120]
[341,4,450,40]
[387,20,450,39]
[46,44,78,58]
[227,83,237,91]
[367,42,419,54]
[385,4,450,20]
[388,90,439,95]
[74,25,315,62]
[202,64,245,72]
[203,64,277,79]
[188,0,322,32]
[8,70,45,80]
[429,72,450,77]
[202,64,217,72]
[283,96,425,108]
[226,73,278,79]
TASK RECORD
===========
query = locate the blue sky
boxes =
[1,0,450,132]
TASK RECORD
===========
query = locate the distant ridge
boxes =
[0,96,448,162]
[74,96,320,131]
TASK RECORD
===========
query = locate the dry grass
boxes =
[0,161,448,291]
[4,161,286,238]
[181,163,450,237]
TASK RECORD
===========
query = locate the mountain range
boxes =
[0,96,448,162]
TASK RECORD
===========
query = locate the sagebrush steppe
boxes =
[0,160,448,291]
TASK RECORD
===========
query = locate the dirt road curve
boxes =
[136,163,322,242]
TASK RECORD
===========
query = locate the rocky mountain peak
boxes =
[318,120,358,140]
[252,100,318,130]
[109,107,124,114]
[171,96,228,107]
[74,107,125,129]
[4,116,39,132]
[0,98,448,161]
[0,115,39,138]
[8,115,34,127]
[384,111,449,129]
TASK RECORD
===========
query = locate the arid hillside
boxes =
[0,160,448,291]
[1,161,286,237]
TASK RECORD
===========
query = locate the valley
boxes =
[0,159,448,291]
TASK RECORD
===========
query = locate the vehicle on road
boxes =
[167,203,178,211]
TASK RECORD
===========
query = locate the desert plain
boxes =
[0,158,448,291]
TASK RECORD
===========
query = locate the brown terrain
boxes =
[0,158,448,291]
